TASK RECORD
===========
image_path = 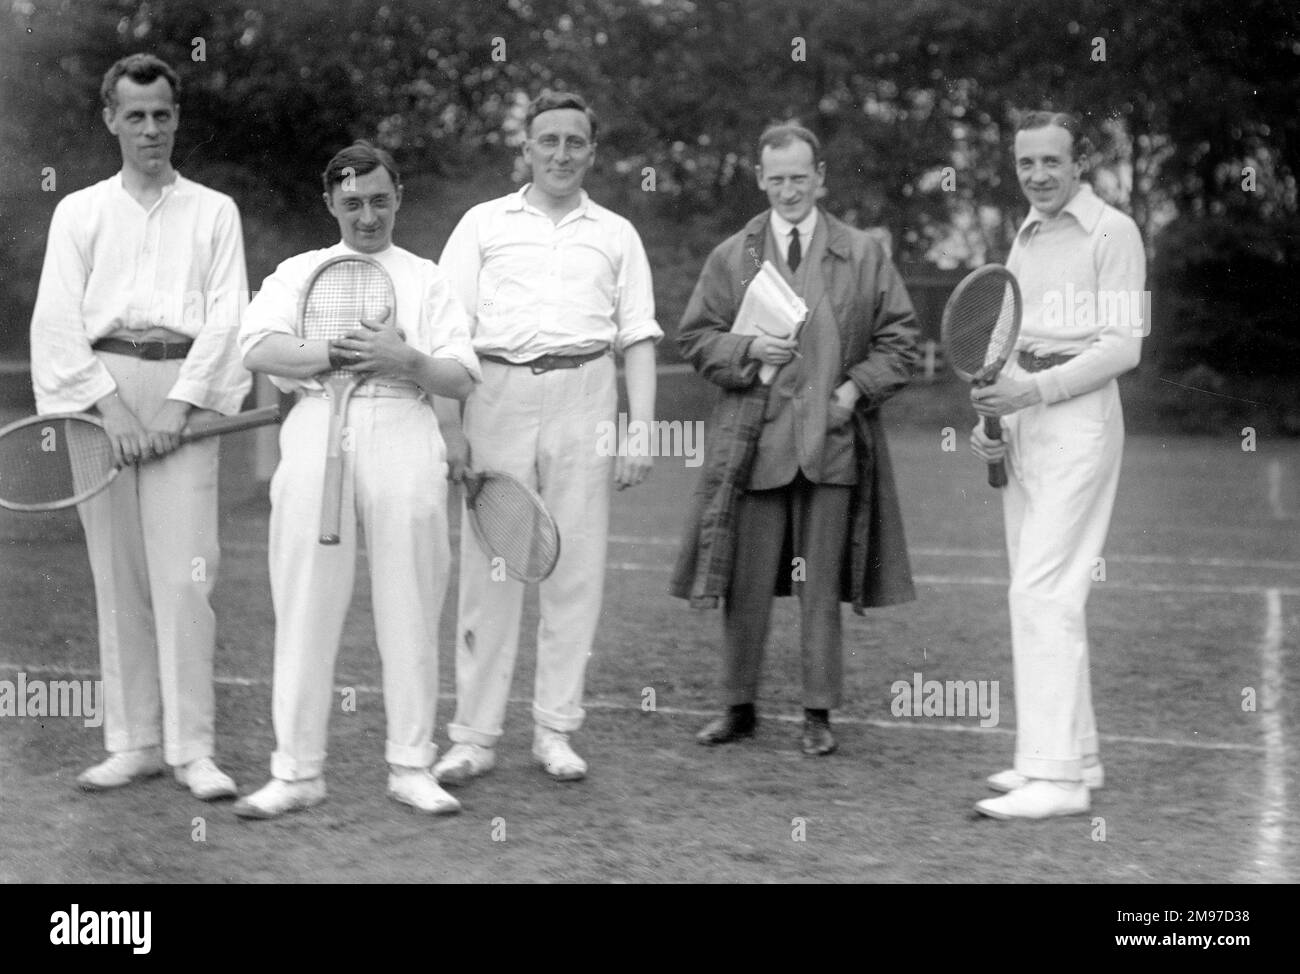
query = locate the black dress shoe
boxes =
[696,707,757,745]
[801,715,837,756]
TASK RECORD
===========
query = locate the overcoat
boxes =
[669,208,919,613]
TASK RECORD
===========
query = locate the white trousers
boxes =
[448,357,616,747]
[1001,367,1124,781]
[266,395,449,780]
[76,353,221,766]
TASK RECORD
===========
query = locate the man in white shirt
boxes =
[970,111,1146,820]
[433,92,661,785]
[234,141,480,819]
[29,53,250,800]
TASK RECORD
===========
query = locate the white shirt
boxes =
[769,208,818,266]
[29,172,251,415]
[1008,183,1146,404]
[438,186,662,360]
[239,241,481,395]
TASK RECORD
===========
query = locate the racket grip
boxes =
[319,453,343,545]
[983,415,1007,489]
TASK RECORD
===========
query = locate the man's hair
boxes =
[757,123,823,169]
[1015,110,1094,162]
[100,53,180,109]
[525,91,599,142]
[321,140,401,196]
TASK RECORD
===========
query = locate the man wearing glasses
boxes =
[434,91,661,786]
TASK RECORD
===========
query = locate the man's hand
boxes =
[971,373,1042,417]
[615,450,653,491]
[443,427,471,483]
[329,308,413,380]
[95,391,150,466]
[145,399,193,458]
[828,378,859,428]
[749,334,799,368]
[970,421,1008,464]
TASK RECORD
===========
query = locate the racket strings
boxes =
[948,276,1018,376]
[302,261,396,378]
[0,418,114,507]
[468,478,559,580]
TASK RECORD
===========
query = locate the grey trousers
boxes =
[721,474,851,710]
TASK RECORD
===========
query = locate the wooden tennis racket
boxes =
[941,264,1022,488]
[0,404,285,512]
[462,470,560,583]
[298,254,396,544]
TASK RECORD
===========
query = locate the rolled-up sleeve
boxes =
[239,255,310,394]
[29,199,116,415]
[168,197,252,415]
[612,221,663,352]
[424,268,481,383]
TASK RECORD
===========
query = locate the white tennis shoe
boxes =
[388,767,461,815]
[233,777,326,819]
[432,743,497,785]
[174,756,238,801]
[532,727,587,781]
[76,747,166,791]
[975,780,1090,820]
[987,759,1104,793]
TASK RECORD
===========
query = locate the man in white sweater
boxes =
[970,111,1146,820]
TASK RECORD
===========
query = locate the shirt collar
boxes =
[509,184,595,221]
[1017,182,1104,239]
[114,170,186,201]
[770,207,818,241]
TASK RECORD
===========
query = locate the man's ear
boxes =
[102,105,117,135]
[322,190,334,216]
[754,165,765,191]
[393,183,403,211]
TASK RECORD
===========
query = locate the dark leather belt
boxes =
[92,337,193,361]
[1018,350,1076,373]
[479,347,608,374]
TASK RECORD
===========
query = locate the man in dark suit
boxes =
[673,123,918,755]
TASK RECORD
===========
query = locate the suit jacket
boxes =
[669,208,919,611]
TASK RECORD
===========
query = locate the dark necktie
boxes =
[788,227,802,272]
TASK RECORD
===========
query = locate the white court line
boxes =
[0,660,1265,755]
[1241,588,1289,883]
[603,560,1300,596]
[213,539,1300,580]
[1268,460,1290,520]
[606,536,1300,573]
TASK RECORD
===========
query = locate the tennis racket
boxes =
[941,264,1022,488]
[0,404,285,512]
[462,470,560,583]
[298,254,396,545]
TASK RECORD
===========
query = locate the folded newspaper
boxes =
[731,261,809,384]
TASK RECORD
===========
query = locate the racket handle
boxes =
[179,404,286,444]
[319,453,343,544]
[983,415,1007,488]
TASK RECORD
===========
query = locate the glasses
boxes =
[529,135,592,153]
